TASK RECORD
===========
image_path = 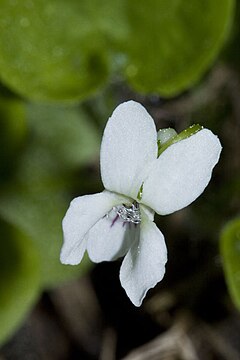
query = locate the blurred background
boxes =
[0,0,240,359]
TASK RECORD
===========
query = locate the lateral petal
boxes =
[60,191,125,265]
[141,129,222,215]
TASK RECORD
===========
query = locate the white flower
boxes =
[60,100,222,306]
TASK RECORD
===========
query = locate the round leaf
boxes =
[0,220,40,345]
[124,0,234,97]
[220,218,240,309]
[0,0,109,102]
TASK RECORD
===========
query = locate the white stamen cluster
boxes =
[114,202,141,224]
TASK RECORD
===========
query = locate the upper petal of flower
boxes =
[60,191,125,265]
[141,129,222,215]
[119,218,167,307]
[100,100,158,199]
[86,208,134,263]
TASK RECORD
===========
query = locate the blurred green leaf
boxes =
[0,0,234,101]
[26,103,100,170]
[0,102,96,287]
[0,98,26,183]
[220,217,240,309]
[0,0,110,102]
[124,0,234,97]
[223,0,240,69]
[0,185,92,288]
[0,219,40,345]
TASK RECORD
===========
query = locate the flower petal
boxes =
[60,191,125,265]
[87,209,135,263]
[100,100,157,199]
[120,219,167,307]
[141,129,222,215]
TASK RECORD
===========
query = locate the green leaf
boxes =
[0,103,95,288]
[124,0,235,97]
[0,185,92,288]
[220,217,240,309]
[26,103,100,170]
[0,98,26,183]
[0,219,40,345]
[0,0,110,102]
[223,0,240,69]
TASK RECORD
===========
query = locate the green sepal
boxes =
[137,183,143,201]
[158,124,203,157]
[157,128,177,147]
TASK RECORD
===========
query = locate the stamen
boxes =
[113,201,141,224]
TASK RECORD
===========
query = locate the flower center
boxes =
[113,201,141,224]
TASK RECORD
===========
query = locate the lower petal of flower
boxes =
[87,208,138,263]
[120,219,167,307]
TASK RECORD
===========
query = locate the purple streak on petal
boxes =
[111,214,119,228]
